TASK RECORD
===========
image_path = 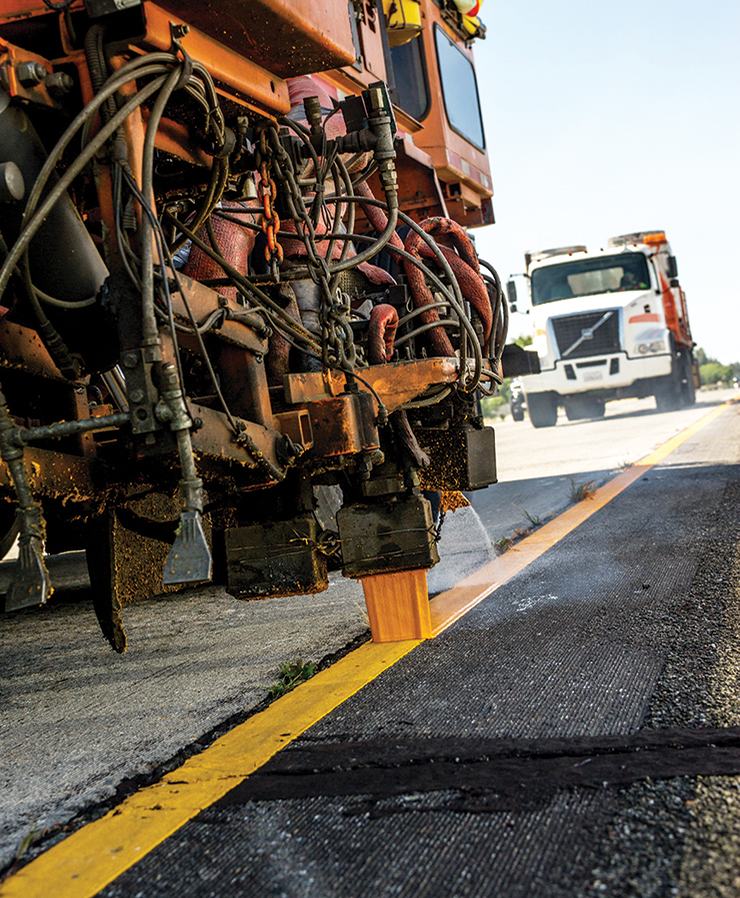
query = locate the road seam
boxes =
[1,400,732,898]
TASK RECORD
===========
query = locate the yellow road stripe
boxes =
[0,640,418,898]
[430,400,733,635]
[3,399,732,898]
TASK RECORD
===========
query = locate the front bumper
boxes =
[520,351,673,396]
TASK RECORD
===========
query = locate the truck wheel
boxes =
[564,396,605,420]
[511,405,524,421]
[527,392,558,428]
[655,348,697,410]
[679,350,696,406]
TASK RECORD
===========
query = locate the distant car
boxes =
[510,378,525,421]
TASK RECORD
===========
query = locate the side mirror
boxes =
[506,279,518,312]
[667,255,678,279]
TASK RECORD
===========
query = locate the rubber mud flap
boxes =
[86,511,127,653]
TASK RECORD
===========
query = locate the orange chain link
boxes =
[258,134,283,265]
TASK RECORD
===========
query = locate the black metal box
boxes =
[337,495,439,579]
[225,515,328,599]
[417,426,497,491]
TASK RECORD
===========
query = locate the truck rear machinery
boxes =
[0,0,529,649]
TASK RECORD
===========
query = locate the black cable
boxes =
[0,70,170,303]
[0,225,79,379]
[119,169,242,434]
[322,194,484,390]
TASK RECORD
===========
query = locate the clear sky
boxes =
[471,1,740,364]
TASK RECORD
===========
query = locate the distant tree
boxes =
[695,347,710,367]
[699,362,734,385]
[514,334,533,349]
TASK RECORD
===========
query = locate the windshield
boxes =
[434,25,485,149]
[390,36,430,122]
[531,253,650,306]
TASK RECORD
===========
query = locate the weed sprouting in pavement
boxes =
[569,478,597,503]
[268,660,317,697]
[513,503,541,527]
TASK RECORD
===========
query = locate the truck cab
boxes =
[518,231,697,427]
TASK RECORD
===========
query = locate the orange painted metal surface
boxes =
[659,271,692,350]
[284,358,460,410]
[318,0,493,228]
[0,37,60,109]
[141,2,291,115]
[152,0,356,80]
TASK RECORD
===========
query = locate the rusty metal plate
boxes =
[148,0,355,81]
[417,426,497,491]
[225,515,328,599]
[0,319,67,381]
[306,391,378,458]
[337,494,438,578]
[0,447,94,502]
[172,276,269,356]
[188,403,285,482]
[284,358,460,412]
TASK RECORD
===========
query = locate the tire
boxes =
[511,405,524,421]
[679,350,696,406]
[564,395,606,421]
[527,392,558,428]
[654,383,682,412]
[654,342,685,412]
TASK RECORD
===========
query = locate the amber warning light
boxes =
[642,232,667,246]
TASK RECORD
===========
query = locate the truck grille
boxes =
[552,310,620,360]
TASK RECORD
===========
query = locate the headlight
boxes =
[634,340,666,355]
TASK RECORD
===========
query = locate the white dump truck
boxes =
[510,231,697,427]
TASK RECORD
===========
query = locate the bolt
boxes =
[170,23,190,40]
[122,352,139,369]
[16,61,47,87]
[45,72,74,98]
[367,87,383,112]
[129,389,144,403]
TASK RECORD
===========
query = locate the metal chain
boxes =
[434,507,446,543]
[257,130,283,280]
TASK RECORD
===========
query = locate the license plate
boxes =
[583,369,604,382]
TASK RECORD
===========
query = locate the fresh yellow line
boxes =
[429,400,733,635]
[3,399,732,898]
[0,640,419,898]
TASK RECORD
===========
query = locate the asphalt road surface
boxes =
[430,388,737,592]
[2,387,738,896]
